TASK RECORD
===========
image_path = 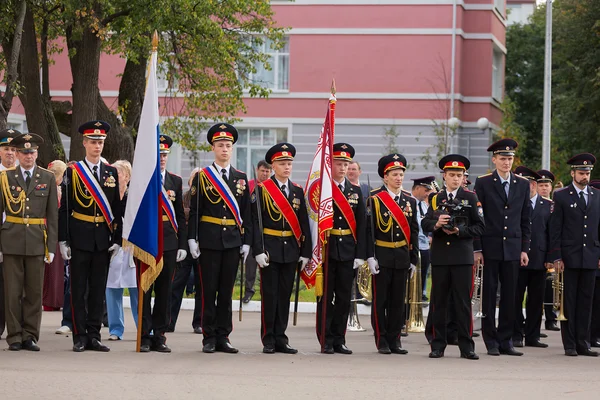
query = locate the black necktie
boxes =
[418,201,425,216]
[221,168,227,182]
[25,170,31,189]
[281,184,287,198]
[502,181,509,200]
[338,184,343,192]
[93,165,99,182]
[448,193,454,202]
[579,191,587,210]
[394,195,400,204]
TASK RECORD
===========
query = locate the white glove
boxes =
[0,251,3,263]
[45,253,55,264]
[367,257,379,275]
[409,264,417,279]
[188,239,200,259]
[299,257,310,271]
[240,244,250,263]
[353,259,365,270]
[255,253,269,268]
[176,249,187,262]
[108,243,120,253]
[59,241,71,261]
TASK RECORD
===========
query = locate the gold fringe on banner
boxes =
[314,264,323,297]
[122,239,164,293]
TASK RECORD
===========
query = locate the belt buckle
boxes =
[94,216,101,223]
[337,228,343,235]
[394,241,400,248]
[23,217,29,224]
[281,231,286,237]
[221,218,227,226]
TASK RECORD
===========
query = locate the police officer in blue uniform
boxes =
[549,153,600,357]
[512,166,552,348]
[474,138,531,356]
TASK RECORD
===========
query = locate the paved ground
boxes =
[0,310,598,400]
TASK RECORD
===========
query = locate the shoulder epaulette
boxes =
[291,181,302,188]
[515,174,529,181]
[478,173,492,178]
[463,188,474,193]
[542,196,554,202]
[168,171,181,178]
[36,166,50,172]
[401,189,411,196]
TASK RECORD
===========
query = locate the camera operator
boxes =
[422,154,485,360]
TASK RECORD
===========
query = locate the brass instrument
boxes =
[356,260,372,301]
[347,278,367,332]
[472,260,485,318]
[552,268,567,321]
[406,254,426,333]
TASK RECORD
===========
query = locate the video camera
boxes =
[438,199,471,230]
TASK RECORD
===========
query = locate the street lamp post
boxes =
[448,117,490,159]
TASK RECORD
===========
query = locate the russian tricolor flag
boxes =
[123,41,164,293]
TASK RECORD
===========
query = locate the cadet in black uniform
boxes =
[58,120,122,352]
[537,169,560,332]
[512,166,552,348]
[549,153,600,357]
[187,123,252,354]
[367,153,419,355]
[589,179,600,348]
[252,143,311,354]
[422,154,484,360]
[316,143,367,355]
[474,138,531,356]
[140,135,187,353]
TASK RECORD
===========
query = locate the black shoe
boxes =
[334,344,352,355]
[461,351,479,360]
[193,327,203,334]
[166,327,175,333]
[429,349,444,358]
[591,339,600,348]
[499,347,523,356]
[323,344,334,354]
[263,344,275,354]
[275,344,298,354]
[525,339,548,348]
[539,333,548,338]
[8,342,21,351]
[22,339,40,352]
[513,340,523,348]
[565,349,578,356]
[202,343,216,353]
[577,348,599,357]
[422,295,429,302]
[140,344,151,353]
[472,332,480,338]
[357,298,371,306]
[487,347,500,356]
[242,294,252,304]
[72,341,85,352]
[216,342,239,354]
[378,345,391,354]
[400,332,408,337]
[89,339,110,352]
[545,321,560,331]
[152,343,172,353]
[390,346,408,355]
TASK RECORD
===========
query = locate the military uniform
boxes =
[58,121,121,352]
[0,127,20,339]
[421,155,484,359]
[187,123,252,353]
[512,167,552,348]
[315,143,367,354]
[0,133,58,351]
[474,139,531,355]
[140,135,187,352]
[588,179,600,348]
[367,154,419,354]
[549,153,600,356]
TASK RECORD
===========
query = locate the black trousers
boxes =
[70,248,109,345]
[316,259,354,347]
[141,250,176,345]
[561,268,596,351]
[0,262,4,337]
[198,248,240,346]
[543,272,557,324]
[425,292,460,343]
[371,267,407,349]
[513,269,546,343]
[169,258,201,331]
[591,277,600,342]
[259,260,296,347]
[244,248,258,297]
[481,259,519,350]
[430,265,474,353]
[420,249,430,295]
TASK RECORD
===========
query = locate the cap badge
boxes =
[281,144,289,149]
[282,152,289,156]
[24,142,31,149]
[23,134,32,140]
[6,138,12,143]
[341,152,347,157]
[160,136,165,141]
[584,161,588,165]
[341,144,348,149]
[506,146,510,150]
[7,129,14,133]
[393,154,399,160]
[394,161,400,166]
[94,122,102,127]
[94,129,101,134]
[219,124,227,129]
[452,161,458,167]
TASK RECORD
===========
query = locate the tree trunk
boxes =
[18,6,64,167]
[67,26,102,161]
[118,57,147,130]
[97,93,134,162]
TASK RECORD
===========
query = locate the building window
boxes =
[156,61,178,92]
[235,128,288,173]
[244,38,289,92]
[494,0,505,16]
[492,48,504,101]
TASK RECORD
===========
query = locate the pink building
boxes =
[7,0,507,185]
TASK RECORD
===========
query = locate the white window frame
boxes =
[234,123,291,173]
[492,47,504,102]
[494,0,505,16]
[243,37,290,93]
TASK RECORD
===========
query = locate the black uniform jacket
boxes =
[58,161,122,252]
[421,186,485,266]
[549,184,600,269]
[251,176,312,264]
[187,164,252,251]
[163,171,187,252]
[366,186,419,268]
[473,170,531,261]
[328,178,367,262]
[524,195,553,270]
